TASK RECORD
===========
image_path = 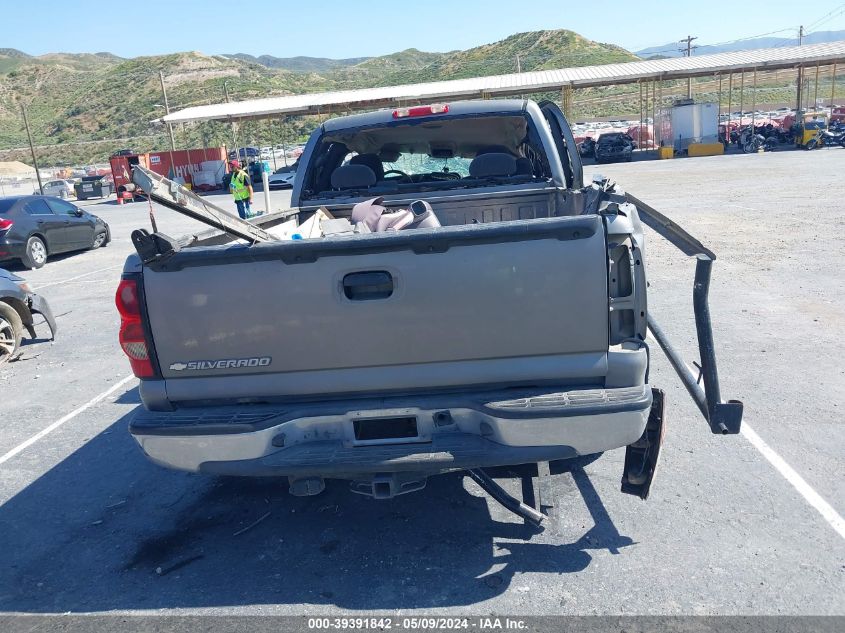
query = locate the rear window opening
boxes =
[301,113,552,200]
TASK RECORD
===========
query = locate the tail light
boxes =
[0,218,13,233]
[116,278,154,378]
[392,104,449,119]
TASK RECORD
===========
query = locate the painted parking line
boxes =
[31,264,124,291]
[0,374,136,466]
[658,350,845,541]
[741,422,845,540]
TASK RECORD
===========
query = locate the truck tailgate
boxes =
[141,215,609,403]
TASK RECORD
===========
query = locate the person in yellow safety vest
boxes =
[228,160,254,219]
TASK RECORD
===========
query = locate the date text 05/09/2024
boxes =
[307,617,528,630]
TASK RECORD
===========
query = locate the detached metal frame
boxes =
[625,193,743,435]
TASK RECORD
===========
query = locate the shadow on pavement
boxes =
[0,398,633,612]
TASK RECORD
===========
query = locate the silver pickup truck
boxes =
[119,99,741,514]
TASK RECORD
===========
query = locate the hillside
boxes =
[225,53,370,73]
[0,29,636,166]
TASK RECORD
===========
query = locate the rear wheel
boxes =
[0,302,23,366]
[22,236,47,269]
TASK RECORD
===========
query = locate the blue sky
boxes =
[5,0,845,58]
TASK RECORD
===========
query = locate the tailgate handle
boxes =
[343,271,394,301]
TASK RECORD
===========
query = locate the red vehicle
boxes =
[109,148,227,198]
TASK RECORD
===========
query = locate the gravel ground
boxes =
[0,152,843,617]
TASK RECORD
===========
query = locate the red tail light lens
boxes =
[392,104,449,119]
[115,279,154,378]
[0,218,13,232]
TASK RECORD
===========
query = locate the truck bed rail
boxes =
[625,192,743,435]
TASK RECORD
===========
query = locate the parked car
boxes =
[267,166,297,190]
[74,175,114,200]
[0,195,111,269]
[228,147,260,160]
[595,132,635,163]
[0,267,56,365]
[34,179,75,199]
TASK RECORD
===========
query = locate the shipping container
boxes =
[109,147,227,197]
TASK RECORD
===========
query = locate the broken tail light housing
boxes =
[116,278,154,378]
[392,104,449,119]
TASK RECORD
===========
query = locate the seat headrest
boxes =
[349,154,384,180]
[469,152,518,178]
[330,164,376,190]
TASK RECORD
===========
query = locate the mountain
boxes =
[635,29,845,58]
[0,29,637,165]
[225,53,370,73]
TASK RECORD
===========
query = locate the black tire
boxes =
[0,302,23,366]
[91,231,107,250]
[22,235,47,269]
[806,139,817,150]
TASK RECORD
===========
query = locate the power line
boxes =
[804,2,845,33]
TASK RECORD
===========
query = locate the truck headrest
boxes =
[331,164,376,190]
[469,152,517,178]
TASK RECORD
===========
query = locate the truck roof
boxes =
[321,99,529,132]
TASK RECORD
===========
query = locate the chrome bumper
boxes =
[130,385,652,477]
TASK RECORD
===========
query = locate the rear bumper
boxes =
[130,385,652,477]
[28,293,57,339]
[0,238,26,262]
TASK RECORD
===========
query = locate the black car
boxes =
[0,196,111,269]
[227,147,260,160]
[594,133,635,163]
[0,267,56,365]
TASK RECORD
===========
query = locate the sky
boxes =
[3,0,845,59]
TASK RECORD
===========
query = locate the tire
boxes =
[0,302,23,366]
[806,139,817,150]
[91,231,107,250]
[22,236,47,269]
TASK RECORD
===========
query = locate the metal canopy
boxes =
[161,41,845,124]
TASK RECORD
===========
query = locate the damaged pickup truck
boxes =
[120,99,742,522]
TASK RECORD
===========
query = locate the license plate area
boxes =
[353,416,419,445]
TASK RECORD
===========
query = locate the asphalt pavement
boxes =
[0,154,843,616]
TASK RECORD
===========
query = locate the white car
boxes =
[35,179,75,199]
[267,170,296,190]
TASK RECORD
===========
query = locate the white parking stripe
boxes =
[669,356,845,540]
[0,374,135,465]
[741,422,845,540]
[31,264,123,291]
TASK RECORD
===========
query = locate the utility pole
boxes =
[158,71,176,151]
[223,79,231,103]
[679,35,698,99]
[21,104,43,195]
[516,54,521,73]
[796,26,804,112]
